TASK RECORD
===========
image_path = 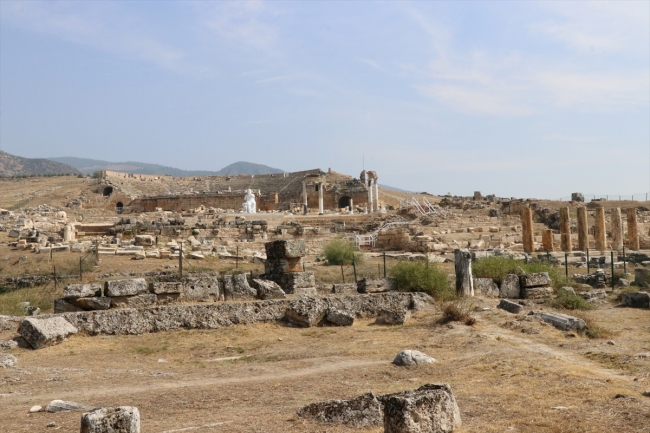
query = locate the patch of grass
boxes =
[572,311,616,340]
[551,292,595,310]
[472,256,569,289]
[0,285,57,316]
[389,261,454,301]
[439,297,476,326]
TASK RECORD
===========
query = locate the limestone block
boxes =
[110,294,157,309]
[251,279,286,300]
[18,316,78,349]
[80,406,140,433]
[265,239,306,259]
[578,290,607,301]
[520,286,553,299]
[497,299,523,314]
[293,287,317,295]
[392,350,436,366]
[45,400,86,413]
[150,282,183,295]
[297,392,383,427]
[621,292,650,309]
[104,279,148,297]
[540,312,586,331]
[332,283,357,294]
[281,272,316,294]
[325,308,355,326]
[54,298,85,313]
[63,283,102,299]
[357,278,396,294]
[285,295,329,327]
[473,278,499,297]
[376,309,411,325]
[519,272,552,288]
[70,297,112,311]
[223,274,257,300]
[134,235,155,246]
[499,274,520,299]
[383,384,461,433]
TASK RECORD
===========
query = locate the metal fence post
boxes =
[564,253,568,278]
[610,251,615,289]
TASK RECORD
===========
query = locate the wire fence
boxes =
[558,193,650,202]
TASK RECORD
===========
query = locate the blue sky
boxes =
[1,1,648,199]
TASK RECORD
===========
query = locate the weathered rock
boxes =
[45,400,85,413]
[281,272,315,294]
[80,406,140,433]
[110,294,157,309]
[325,308,355,326]
[18,317,78,349]
[70,297,112,311]
[297,392,383,427]
[634,269,650,287]
[104,279,148,297]
[63,284,102,299]
[473,278,499,297]
[383,384,461,433]
[376,309,411,325]
[578,290,607,301]
[150,282,183,295]
[223,274,257,300]
[499,274,520,299]
[0,339,18,350]
[285,295,328,327]
[251,279,286,300]
[265,239,306,259]
[134,235,155,246]
[519,272,552,288]
[357,278,396,293]
[616,278,631,287]
[332,283,357,294]
[392,350,436,366]
[293,287,318,295]
[520,286,553,299]
[26,306,40,316]
[497,299,523,314]
[29,405,42,413]
[621,292,650,309]
[182,276,220,302]
[54,298,85,313]
[540,312,586,331]
[0,353,17,368]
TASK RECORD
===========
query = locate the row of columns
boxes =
[302,180,326,214]
[523,206,640,253]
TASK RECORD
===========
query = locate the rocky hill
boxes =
[0,151,81,177]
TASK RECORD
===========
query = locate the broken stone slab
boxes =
[134,235,155,246]
[223,274,257,301]
[70,297,112,311]
[18,316,78,349]
[540,312,586,331]
[188,251,204,260]
[357,278,396,294]
[392,350,436,366]
[104,279,148,297]
[80,406,140,433]
[281,272,316,294]
[149,282,183,295]
[45,400,86,413]
[520,286,553,299]
[376,309,411,325]
[285,295,329,327]
[0,353,17,368]
[54,298,85,313]
[293,287,317,295]
[297,392,383,427]
[519,272,552,288]
[332,283,357,294]
[499,274,520,299]
[325,308,355,326]
[473,278,499,297]
[251,279,286,300]
[578,290,607,301]
[620,292,650,309]
[383,384,461,433]
[63,283,102,299]
[110,294,157,309]
[497,299,523,314]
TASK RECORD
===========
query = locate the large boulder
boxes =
[383,384,461,433]
[297,392,383,427]
[376,309,411,325]
[519,272,552,288]
[392,350,436,366]
[104,279,148,297]
[281,272,315,294]
[285,295,329,327]
[223,274,257,301]
[497,299,523,314]
[621,291,650,309]
[265,239,306,259]
[63,284,102,299]
[18,316,78,349]
[134,235,155,246]
[251,279,286,300]
[473,278,499,297]
[325,308,355,326]
[45,400,86,413]
[80,406,140,433]
[499,274,520,299]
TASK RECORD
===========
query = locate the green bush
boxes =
[323,239,363,266]
[389,261,454,301]
[551,292,595,310]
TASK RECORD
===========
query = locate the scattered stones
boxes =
[18,317,78,350]
[45,399,86,413]
[376,309,411,325]
[80,406,140,433]
[383,384,461,433]
[498,299,523,314]
[297,392,383,427]
[251,279,286,300]
[392,350,436,366]
[325,308,355,326]
[539,312,586,331]
[620,292,650,309]
[0,353,17,368]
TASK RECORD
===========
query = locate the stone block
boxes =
[63,283,102,299]
[383,384,461,433]
[182,276,220,302]
[520,286,553,299]
[297,392,383,427]
[357,278,396,294]
[325,308,355,326]
[333,283,358,294]
[45,400,86,413]
[519,272,552,288]
[54,298,85,313]
[578,290,607,301]
[285,295,329,327]
[621,292,650,309]
[540,312,586,331]
[499,274,520,298]
[281,272,316,294]
[18,316,78,349]
[150,282,183,295]
[251,279,286,300]
[80,406,140,433]
[70,297,112,311]
[265,239,306,259]
[376,309,411,325]
[497,299,523,314]
[473,278,499,297]
[223,274,257,300]
[104,279,148,297]
[293,287,317,295]
[110,294,157,309]
[392,350,436,366]
[134,235,155,246]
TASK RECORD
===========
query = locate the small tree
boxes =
[322,239,363,283]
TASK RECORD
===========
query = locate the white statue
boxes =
[243,189,257,213]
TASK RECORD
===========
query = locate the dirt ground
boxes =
[1,296,649,433]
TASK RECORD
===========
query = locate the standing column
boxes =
[454,249,474,297]
[559,207,572,252]
[349,198,354,214]
[374,178,380,210]
[521,207,534,253]
[302,181,308,215]
[318,183,324,214]
[368,181,374,213]
[542,229,554,252]
[627,208,640,250]
[611,208,623,251]
[594,207,606,251]
[576,207,589,251]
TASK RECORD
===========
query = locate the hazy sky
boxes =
[1,1,648,199]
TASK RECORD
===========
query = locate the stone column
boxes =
[594,207,606,251]
[368,181,374,213]
[576,207,588,251]
[318,183,324,214]
[349,198,354,215]
[302,181,307,208]
[521,207,534,253]
[374,179,379,211]
[611,208,623,251]
[542,229,554,252]
[627,208,639,250]
[559,207,572,252]
[454,249,474,296]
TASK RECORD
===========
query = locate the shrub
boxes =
[440,298,476,326]
[322,239,363,266]
[551,292,595,310]
[389,261,454,301]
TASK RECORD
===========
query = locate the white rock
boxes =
[392,350,436,366]
[29,405,43,413]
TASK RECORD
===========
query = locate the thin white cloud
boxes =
[254,74,296,84]
[359,58,382,70]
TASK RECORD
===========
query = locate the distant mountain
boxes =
[48,157,283,177]
[379,183,414,194]
[0,151,81,177]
